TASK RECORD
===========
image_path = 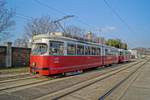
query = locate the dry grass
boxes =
[0,67,29,74]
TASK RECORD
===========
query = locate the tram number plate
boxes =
[54,57,59,63]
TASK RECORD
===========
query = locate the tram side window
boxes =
[85,46,90,55]
[91,47,97,55]
[77,45,84,55]
[112,50,118,56]
[116,50,119,56]
[96,48,101,55]
[49,41,64,55]
[112,50,115,56]
[125,52,127,55]
[88,46,91,55]
[120,51,123,56]
[85,46,88,55]
[125,51,129,55]
[109,49,113,55]
[67,44,76,55]
[108,49,115,56]
[105,49,109,56]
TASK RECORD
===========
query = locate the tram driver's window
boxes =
[32,43,48,55]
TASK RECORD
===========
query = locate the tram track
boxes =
[22,62,140,99]
[0,74,37,84]
[0,77,52,92]
[0,73,31,81]
[0,60,142,100]
[0,71,56,84]
[98,59,149,100]
[34,59,147,100]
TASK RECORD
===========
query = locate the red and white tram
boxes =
[30,32,130,75]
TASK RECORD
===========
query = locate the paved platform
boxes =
[121,61,150,100]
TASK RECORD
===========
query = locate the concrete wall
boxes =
[0,42,31,67]
[12,47,31,67]
[0,46,6,67]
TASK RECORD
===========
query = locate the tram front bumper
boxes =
[30,67,50,75]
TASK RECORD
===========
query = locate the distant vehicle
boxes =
[30,32,131,75]
[118,49,131,63]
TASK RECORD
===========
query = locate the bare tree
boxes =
[24,16,59,40]
[14,38,28,48]
[23,16,86,47]
[0,0,15,42]
[21,16,59,47]
[64,25,85,37]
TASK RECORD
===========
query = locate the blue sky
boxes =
[6,0,150,48]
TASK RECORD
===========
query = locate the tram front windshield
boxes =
[32,43,48,55]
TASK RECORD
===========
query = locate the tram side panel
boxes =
[103,55,119,66]
[30,55,103,75]
[102,46,119,66]
[52,56,103,74]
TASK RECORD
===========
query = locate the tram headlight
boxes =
[32,62,36,67]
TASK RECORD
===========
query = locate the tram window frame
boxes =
[67,43,76,55]
[49,41,64,56]
[105,48,111,56]
[77,44,84,55]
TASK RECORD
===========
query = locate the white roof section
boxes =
[32,32,104,46]
[32,32,128,51]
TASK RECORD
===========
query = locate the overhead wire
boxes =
[13,0,137,48]
[103,0,137,48]
[33,0,95,28]
[15,13,33,20]
[103,0,135,33]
